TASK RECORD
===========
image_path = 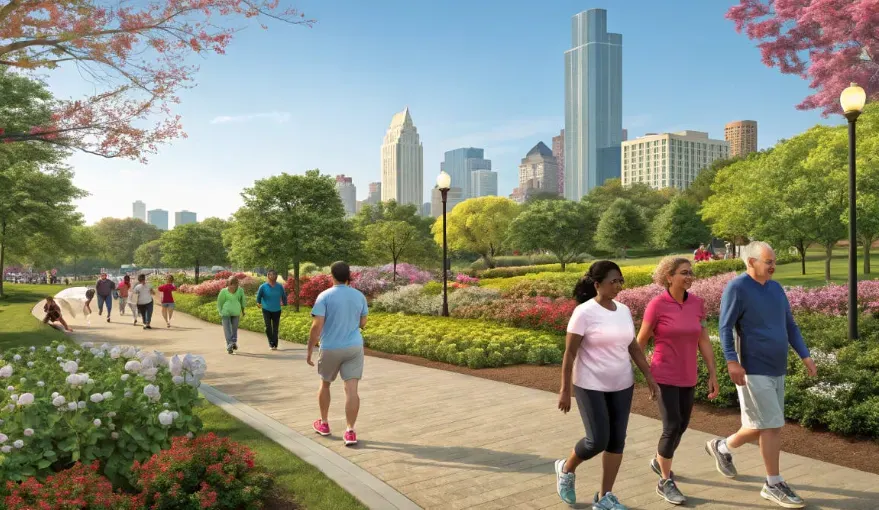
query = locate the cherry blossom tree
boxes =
[727,0,878,116]
[0,1,313,161]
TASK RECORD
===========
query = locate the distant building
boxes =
[335,175,357,217]
[724,120,758,158]
[422,202,431,217]
[381,107,423,206]
[622,128,628,142]
[470,169,498,197]
[552,130,565,195]
[519,142,560,196]
[430,187,464,218]
[147,209,169,231]
[356,200,364,214]
[622,130,730,190]
[132,201,146,222]
[440,148,491,199]
[366,182,382,205]
[174,210,197,227]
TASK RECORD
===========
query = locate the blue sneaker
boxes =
[554,459,576,505]
[592,491,628,510]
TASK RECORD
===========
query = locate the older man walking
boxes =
[705,241,817,508]
[95,273,116,323]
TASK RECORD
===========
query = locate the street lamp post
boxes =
[437,171,452,317]
[840,83,867,340]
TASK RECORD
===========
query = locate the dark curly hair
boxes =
[572,260,623,304]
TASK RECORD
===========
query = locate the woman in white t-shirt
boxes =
[553,261,660,510]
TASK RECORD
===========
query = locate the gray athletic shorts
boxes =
[317,346,364,382]
[737,374,785,430]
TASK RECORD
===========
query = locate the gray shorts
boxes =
[737,375,785,429]
[317,346,364,382]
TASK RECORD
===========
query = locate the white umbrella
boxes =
[54,287,89,318]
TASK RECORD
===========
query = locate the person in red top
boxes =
[157,275,177,328]
[693,244,711,262]
[636,257,720,505]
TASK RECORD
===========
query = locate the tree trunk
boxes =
[392,257,397,282]
[560,260,566,272]
[824,244,833,282]
[864,240,872,274]
[796,241,806,276]
[293,260,300,313]
[194,258,200,284]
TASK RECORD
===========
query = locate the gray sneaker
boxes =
[705,438,737,478]
[592,491,628,510]
[761,482,805,508]
[656,478,686,505]
[649,457,674,479]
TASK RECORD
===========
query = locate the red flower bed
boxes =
[212,271,247,281]
[3,461,139,510]
[453,297,576,332]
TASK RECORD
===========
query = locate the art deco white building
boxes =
[381,108,424,206]
[622,130,729,190]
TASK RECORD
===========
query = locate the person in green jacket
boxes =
[217,276,246,355]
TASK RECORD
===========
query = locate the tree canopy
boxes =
[91,218,162,267]
[650,197,711,251]
[594,198,646,257]
[161,219,228,282]
[507,200,597,270]
[432,197,520,269]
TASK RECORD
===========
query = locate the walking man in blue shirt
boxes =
[307,262,368,447]
[256,270,287,350]
[706,241,817,508]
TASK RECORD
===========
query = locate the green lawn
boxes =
[0,283,365,510]
[773,247,879,287]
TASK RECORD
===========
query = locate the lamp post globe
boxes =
[437,171,451,191]
[840,82,867,340]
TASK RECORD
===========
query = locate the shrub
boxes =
[2,461,140,509]
[179,276,262,297]
[455,274,479,285]
[132,433,271,510]
[373,285,441,315]
[481,265,656,297]
[0,343,205,484]
[422,281,443,296]
[469,254,574,272]
[692,259,745,278]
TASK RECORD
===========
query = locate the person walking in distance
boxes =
[637,257,720,505]
[217,276,246,355]
[95,273,116,323]
[307,262,368,447]
[117,275,131,317]
[158,275,177,328]
[555,261,659,510]
[705,241,817,509]
[256,269,287,350]
[132,274,155,330]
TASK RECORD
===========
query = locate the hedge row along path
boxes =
[34,305,879,509]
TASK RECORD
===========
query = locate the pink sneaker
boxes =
[312,420,330,436]
[343,429,357,446]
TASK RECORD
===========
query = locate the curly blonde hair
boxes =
[653,256,692,288]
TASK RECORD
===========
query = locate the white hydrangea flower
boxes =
[37,381,44,388]
[110,347,122,359]
[140,367,159,381]
[1,446,10,453]
[52,396,65,406]
[124,391,132,398]
[77,401,86,409]
[17,393,34,406]
[86,379,94,385]
[26,362,34,368]
[109,423,115,430]
[162,403,169,408]
[107,411,116,418]
[12,355,21,362]
[124,361,142,373]
[111,432,119,439]
[100,343,111,351]
[13,440,23,449]
[171,411,179,420]
[143,384,161,402]
[73,351,80,356]
[10,394,17,402]
[23,429,33,437]
[19,378,25,384]
[102,391,113,400]
[56,345,66,354]
[90,393,104,403]
[93,419,101,427]
[62,361,78,374]
[169,355,183,377]
[0,433,8,443]
[81,342,94,349]
[67,402,77,411]
[29,346,36,352]
[51,392,59,399]
[172,375,184,385]
[121,374,130,382]
[66,374,86,387]
[157,410,174,426]
[186,432,194,439]
[44,346,52,352]
[94,351,105,359]
[5,386,12,391]
[0,366,13,378]
[55,357,63,362]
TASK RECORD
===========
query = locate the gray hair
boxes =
[740,241,774,268]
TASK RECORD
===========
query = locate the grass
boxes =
[772,247,879,287]
[0,283,366,510]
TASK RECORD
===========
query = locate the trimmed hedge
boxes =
[480,265,657,297]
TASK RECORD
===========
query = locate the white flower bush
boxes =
[0,342,207,483]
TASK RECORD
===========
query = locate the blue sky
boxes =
[49,0,838,225]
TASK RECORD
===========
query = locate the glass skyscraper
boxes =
[564,9,623,200]
[440,148,492,199]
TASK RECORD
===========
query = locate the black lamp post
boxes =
[437,171,452,317]
[841,82,867,340]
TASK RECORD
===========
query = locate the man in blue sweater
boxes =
[705,241,817,508]
[256,270,288,350]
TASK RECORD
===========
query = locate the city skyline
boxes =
[55,1,836,225]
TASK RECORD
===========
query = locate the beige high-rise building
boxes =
[381,107,423,206]
[724,120,757,158]
[622,131,729,190]
[552,130,565,195]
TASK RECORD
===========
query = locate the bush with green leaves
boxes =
[480,265,656,297]
[0,342,205,485]
[692,259,745,278]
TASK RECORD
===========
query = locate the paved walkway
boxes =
[36,304,879,509]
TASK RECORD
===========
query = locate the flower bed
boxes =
[179,276,262,297]
[479,264,656,297]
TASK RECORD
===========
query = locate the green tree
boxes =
[595,198,646,258]
[161,220,229,283]
[134,239,165,268]
[362,221,432,280]
[585,179,670,214]
[844,103,879,274]
[226,170,357,311]
[91,218,161,267]
[60,226,104,279]
[651,197,711,250]
[507,200,597,271]
[701,158,765,259]
[432,197,520,269]
[683,157,742,205]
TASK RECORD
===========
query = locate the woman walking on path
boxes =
[636,257,720,505]
[217,276,246,355]
[158,275,177,328]
[117,275,131,317]
[555,261,660,510]
[43,296,73,332]
[256,269,287,350]
[132,274,155,330]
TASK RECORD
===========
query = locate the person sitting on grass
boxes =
[43,296,73,332]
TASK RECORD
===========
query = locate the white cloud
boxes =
[210,111,291,125]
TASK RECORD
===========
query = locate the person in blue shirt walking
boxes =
[307,262,368,447]
[705,241,817,509]
[256,269,288,350]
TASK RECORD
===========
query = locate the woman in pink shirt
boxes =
[554,261,659,509]
[157,275,177,328]
[637,257,719,505]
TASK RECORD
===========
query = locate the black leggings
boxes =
[657,384,695,459]
[262,309,281,348]
[573,385,634,460]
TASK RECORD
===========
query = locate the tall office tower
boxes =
[621,131,730,190]
[132,201,146,222]
[519,142,560,195]
[174,210,197,227]
[440,148,491,199]
[430,187,464,218]
[724,120,758,158]
[381,107,424,206]
[470,169,498,197]
[366,182,382,205]
[335,175,357,217]
[147,209,169,231]
[622,128,628,141]
[564,8,623,200]
[552,130,565,195]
